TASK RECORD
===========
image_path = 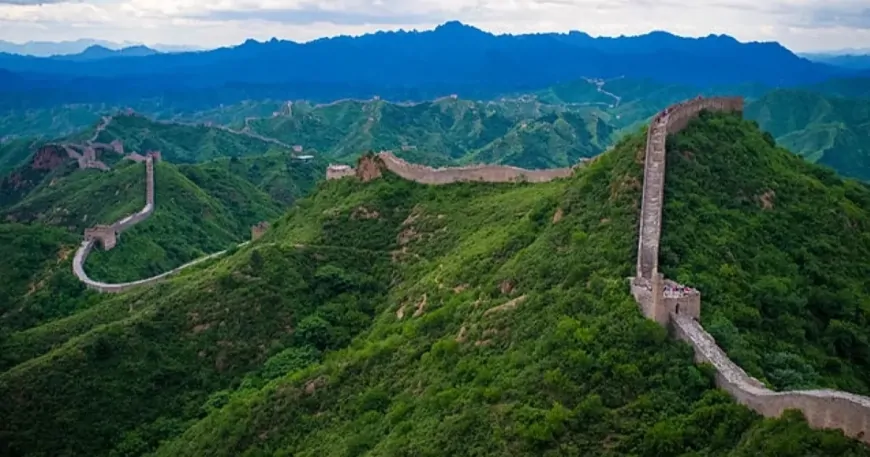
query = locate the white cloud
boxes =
[0,0,868,52]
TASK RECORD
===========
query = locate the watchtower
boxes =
[84,225,117,250]
[251,221,270,241]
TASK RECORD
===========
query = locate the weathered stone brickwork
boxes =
[634,96,870,444]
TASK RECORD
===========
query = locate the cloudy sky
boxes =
[1,0,869,52]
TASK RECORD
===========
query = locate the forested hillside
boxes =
[2,118,869,457]
[660,111,870,393]
[745,89,870,180]
[85,113,295,163]
[248,97,612,168]
[0,143,324,337]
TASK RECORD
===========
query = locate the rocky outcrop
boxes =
[31,145,68,171]
[633,96,870,443]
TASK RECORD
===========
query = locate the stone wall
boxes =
[635,96,744,281]
[73,157,158,292]
[73,154,249,294]
[73,239,237,293]
[324,152,580,184]
[375,152,576,185]
[326,164,355,180]
[633,96,870,444]
[672,315,870,443]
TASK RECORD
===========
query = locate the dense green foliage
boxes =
[2,124,869,457]
[0,137,44,175]
[185,152,326,206]
[0,223,98,337]
[0,135,324,284]
[247,98,613,168]
[90,114,293,163]
[2,160,149,230]
[84,161,283,283]
[745,89,870,180]
[661,111,870,393]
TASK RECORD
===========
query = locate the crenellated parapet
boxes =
[633,96,870,444]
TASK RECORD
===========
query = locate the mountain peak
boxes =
[434,21,488,35]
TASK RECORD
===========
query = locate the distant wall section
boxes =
[325,152,580,184]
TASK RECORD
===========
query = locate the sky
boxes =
[1,0,869,53]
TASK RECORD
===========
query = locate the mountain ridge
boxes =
[0,21,852,110]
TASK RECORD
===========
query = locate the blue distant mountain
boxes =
[51,45,160,61]
[0,21,856,108]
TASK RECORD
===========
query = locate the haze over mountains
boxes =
[0,39,199,57]
[0,21,864,111]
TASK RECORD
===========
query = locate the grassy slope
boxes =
[744,89,870,180]
[465,111,613,168]
[661,111,870,394]
[2,159,148,230]
[1,130,868,457]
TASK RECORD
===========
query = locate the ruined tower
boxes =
[251,221,270,241]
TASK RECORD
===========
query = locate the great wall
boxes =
[326,151,584,184]
[71,152,267,293]
[627,96,870,444]
[67,96,870,443]
[324,96,870,443]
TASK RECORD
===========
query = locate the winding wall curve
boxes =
[71,156,243,293]
[635,96,870,443]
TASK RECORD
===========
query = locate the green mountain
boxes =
[0,143,324,339]
[76,113,296,163]
[0,223,94,338]
[2,115,869,457]
[0,137,45,176]
[0,99,293,140]
[661,110,870,395]
[745,89,870,180]
[247,97,613,167]
[531,77,772,134]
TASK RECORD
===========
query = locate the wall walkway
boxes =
[635,96,870,443]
